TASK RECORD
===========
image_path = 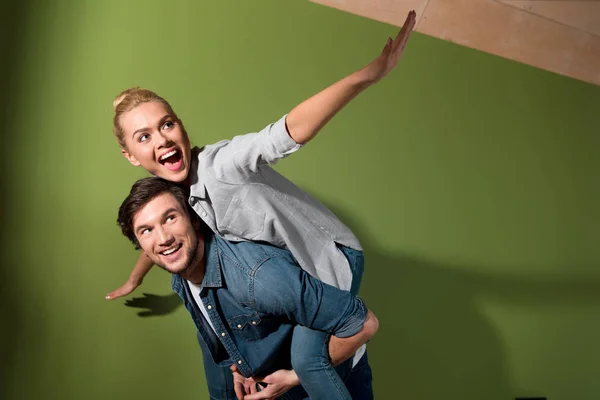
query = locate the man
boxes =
[117,177,379,399]
[109,12,417,397]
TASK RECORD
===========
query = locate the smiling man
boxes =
[117,177,378,399]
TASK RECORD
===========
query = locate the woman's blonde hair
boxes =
[112,87,177,148]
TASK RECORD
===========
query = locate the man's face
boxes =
[133,193,203,275]
[120,101,192,183]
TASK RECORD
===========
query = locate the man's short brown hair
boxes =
[117,177,192,249]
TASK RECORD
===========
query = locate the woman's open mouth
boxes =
[159,148,183,171]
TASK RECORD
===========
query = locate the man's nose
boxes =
[156,226,174,246]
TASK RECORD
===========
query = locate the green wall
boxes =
[2,0,599,399]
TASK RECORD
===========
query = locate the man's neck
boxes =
[179,237,206,285]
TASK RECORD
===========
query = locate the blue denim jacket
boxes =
[171,233,367,387]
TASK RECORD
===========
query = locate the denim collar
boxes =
[200,233,223,288]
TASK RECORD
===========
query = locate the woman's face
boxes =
[120,101,192,183]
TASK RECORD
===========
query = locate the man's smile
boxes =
[159,243,183,259]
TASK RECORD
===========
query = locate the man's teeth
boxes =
[160,150,177,160]
[162,245,180,255]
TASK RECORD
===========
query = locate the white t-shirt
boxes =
[188,281,218,334]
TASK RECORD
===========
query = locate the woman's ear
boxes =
[122,148,141,166]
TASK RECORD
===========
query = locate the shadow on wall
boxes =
[0,1,33,398]
[124,292,181,317]
[323,203,512,400]
[324,201,600,400]
[121,199,600,400]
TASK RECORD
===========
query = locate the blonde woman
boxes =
[107,11,415,400]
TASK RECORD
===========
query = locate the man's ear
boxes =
[122,148,141,167]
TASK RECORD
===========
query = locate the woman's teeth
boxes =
[160,150,177,160]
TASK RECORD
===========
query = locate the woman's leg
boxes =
[291,326,353,400]
[289,244,365,400]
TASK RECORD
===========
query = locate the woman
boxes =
[107,10,415,400]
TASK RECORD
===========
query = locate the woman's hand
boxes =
[359,10,416,84]
[105,277,142,300]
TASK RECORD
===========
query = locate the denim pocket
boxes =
[227,312,265,342]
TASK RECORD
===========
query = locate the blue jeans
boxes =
[281,351,374,400]
[285,244,369,400]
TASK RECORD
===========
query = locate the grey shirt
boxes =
[187,114,362,291]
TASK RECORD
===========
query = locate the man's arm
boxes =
[330,309,378,366]
[257,309,378,384]
[105,251,153,300]
[242,257,378,399]
[234,311,378,399]
[253,256,377,352]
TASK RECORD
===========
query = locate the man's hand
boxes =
[359,10,416,84]
[243,369,300,400]
[230,365,252,400]
[105,278,142,300]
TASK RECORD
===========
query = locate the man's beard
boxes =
[158,241,199,275]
